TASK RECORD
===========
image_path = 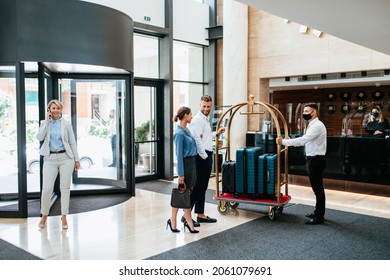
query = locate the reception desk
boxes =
[246,132,390,187]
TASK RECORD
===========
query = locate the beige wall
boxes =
[216,4,390,133]
[256,10,390,78]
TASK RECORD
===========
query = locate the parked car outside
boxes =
[26,136,109,174]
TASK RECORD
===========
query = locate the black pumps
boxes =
[166,219,180,233]
[183,221,199,234]
[166,219,199,233]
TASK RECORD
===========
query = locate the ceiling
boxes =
[235,0,390,90]
[236,0,390,56]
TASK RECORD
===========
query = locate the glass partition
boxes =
[60,78,128,189]
[0,66,19,210]
[134,85,157,177]
[25,78,40,194]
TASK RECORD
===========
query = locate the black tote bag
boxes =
[170,183,191,209]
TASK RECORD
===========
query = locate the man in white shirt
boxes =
[276,103,327,224]
[189,95,225,224]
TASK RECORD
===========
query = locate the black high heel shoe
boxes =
[166,219,180,233]
[184,221,199,234]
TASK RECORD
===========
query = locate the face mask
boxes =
[302,113,312,121]
[372,112,379,118]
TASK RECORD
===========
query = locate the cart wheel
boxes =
[268,206,276,220]
[275,206,283,214]
[229,202,239,209]
[218,201,230,215]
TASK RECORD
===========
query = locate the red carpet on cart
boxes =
[214,193,291,205]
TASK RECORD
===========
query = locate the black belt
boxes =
[306,155,325,159]
[205,150,213,154]
[50,150,66,154]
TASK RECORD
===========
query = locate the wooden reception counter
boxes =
[246,132,390,196]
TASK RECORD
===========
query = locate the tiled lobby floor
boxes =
[0,179,389,260]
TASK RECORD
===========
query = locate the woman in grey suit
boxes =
[36,99,80,230]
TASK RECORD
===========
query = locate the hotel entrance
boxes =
[0,64,133,218]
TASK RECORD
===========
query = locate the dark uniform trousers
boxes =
[306,155,326,218]
[192,150,213,214]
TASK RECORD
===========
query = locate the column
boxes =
[223,0,248,156]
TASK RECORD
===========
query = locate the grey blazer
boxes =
[36,118,80,161]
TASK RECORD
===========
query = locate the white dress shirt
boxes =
[189,110,217,159]
[282,117,327,156]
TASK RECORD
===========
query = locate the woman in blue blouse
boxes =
[169,106,199,233]
[36,100,80,230]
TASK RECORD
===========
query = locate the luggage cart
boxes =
[214,95,291,220]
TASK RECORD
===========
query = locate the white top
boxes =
[189,110,217,159]
[282,117,327,156]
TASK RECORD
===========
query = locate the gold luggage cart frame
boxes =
[214,95,291,220]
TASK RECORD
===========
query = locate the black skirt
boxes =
[183,156,196,190]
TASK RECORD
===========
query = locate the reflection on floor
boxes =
[0,179,389,260]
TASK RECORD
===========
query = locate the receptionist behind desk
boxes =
[364,106,390,136]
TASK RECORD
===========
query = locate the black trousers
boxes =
[193,151,213,214]
[306,156,326,218]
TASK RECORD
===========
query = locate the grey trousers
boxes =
[41,153,74,215]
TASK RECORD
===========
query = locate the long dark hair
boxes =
[172,106,191,122]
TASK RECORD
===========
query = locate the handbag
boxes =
[170,183,191,209]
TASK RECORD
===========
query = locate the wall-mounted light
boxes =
[312,29,323,38]
[299,25,308,33]
[285,20,324,38]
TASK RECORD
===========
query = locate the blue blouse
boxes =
[174,125,197,176]
[49,119,65,151]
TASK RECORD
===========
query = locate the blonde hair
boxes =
[47,99,63,110]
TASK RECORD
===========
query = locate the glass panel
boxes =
[173,41,203,83]
[173,82,203,115]
[25,78,40,193]
[172,82,203,177]
[0,66,18,208]
[60,79,126,189]
[134,85,156,176]
[134,34,159,79]
[117,80,127,181]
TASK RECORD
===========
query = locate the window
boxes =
[173,40,205,108]
[134,34,159,78]
[173,41,203,83]
[172,41,206,177]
